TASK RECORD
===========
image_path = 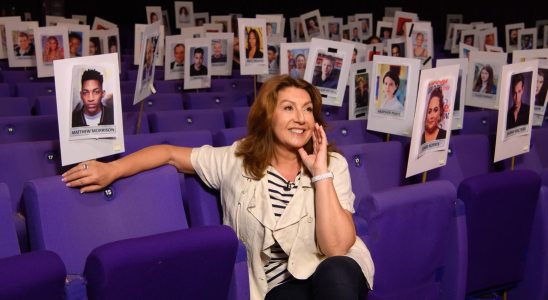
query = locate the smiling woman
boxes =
[62,74,373,299]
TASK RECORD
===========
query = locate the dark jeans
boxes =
[265,256,369,300]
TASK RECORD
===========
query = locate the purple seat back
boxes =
[364,180,456,299]
[123,111,150,134]
[0,250,66,299]
[511,128,548,173]
[24,165,188,275]
[85,225,238,300]
[0,97,33,117]
[508,184,548,299]
[15,82,56,99]
[120,80,137,94]
[148,109,226,135]
[154,80,185,93]
[339,142,404,215]
[183,92,249,111]
[126,68,164,81]
[123,130,212,154]
[1,70,52,84]
[460,110,498,135]
[35,95,57,115]
[0,183,19,257]
[458,170,540,294]
[428,134,491,187]
[326,119,383,146]
[321,101,349,122]
[209,78,254,93]
[214,127,247,147]
[0,83,10,97]
[226,106,250,128]
[122,93,184,112]
[0,115,59,144]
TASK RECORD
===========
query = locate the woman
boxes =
[422,87,446,143]
[472,65,497,94]
[380,69,403,112]
[42,35,64,64]
[62,75,373,300]
[89,37,101,55]
[178,7,190,24]
[246,28,264,59]
[413,32,428,58]
[355,76,369,108]
[289,53,306,79]
[535,69,547,107]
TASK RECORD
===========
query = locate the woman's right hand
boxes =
[62,160,119,193]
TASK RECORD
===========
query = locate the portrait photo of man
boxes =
[506,72,531,130]
[170,43,185,71]
[312,54,340,89]
[14,31,35,56]
[190,47,208,76]
[72,69,114,127]
[211,39,227,63]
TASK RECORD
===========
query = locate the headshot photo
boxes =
[311,53,341,89]
[391,44,402,57]
[245,27,264,60]
[328,22,340,40]
[305,17,320,36]
[463,34,474,46]
[68,32,83,58]
[535,68,547,107]
[483,33,496,50]
[508,28,519,46]
[211,39,227,64]
[506,72,532,130]
[72,68,114,127]
[267,45,279,73]
[421,87,447,144]
[89,37,101,55]
[355,73,369,109]
[288,49,308,79]
[42,35,64,65]
[14,30,35,57]
[149,12,159,24]
[142,37,156,81]
[178,6,191,26]
[521,34,534,50]
[413,32,429,59]
[472,64,497,95]
[380,27,392,42]
[376,64,408,114]
[190,46,208,76]
[170,43,185,72]
[107,36,118,53]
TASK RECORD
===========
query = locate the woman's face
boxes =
[89,41,97,55]
[296,55,306,68]
[537,73,544,95]
[271,87,315,153]
[248,31,257,48]
[48,37,58,50]
[425,96,441,133]
[416,34,424,46]
[383,76,397,97]
[480,68,490,82]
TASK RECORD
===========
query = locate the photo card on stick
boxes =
[6,20,38,68]
[133,22,161,105]
[436,58,468,130]
[303,38,353,106]
[300,10,325,41]
[238,18,268,75]
[405,21,433,69]
[174,1,195,29]
[466,50,507,110]
[184,37,212,90]
[366,55,421,137]
[206,32,234,76]
[279,42,310,79]
[34,26,69,78]
[406,64,460,177]
[54,53,124,166]
[349,62,372,120]
[494,60,538,162]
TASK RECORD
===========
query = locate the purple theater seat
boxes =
[122,93,184,112]
[427,134,491,187]
[321,102,349,122]
[148,109,226,135]
[154,80,184,93]
[0,140,62,250]
[24,165,188,299]
[0,97,33,117]
[507,127,548,173]
[0,183,19,257]
[123,130,212,154]
[84,225,238,300]
[34,95,57,115]
[458,170,540,296]
[209,78,254,93]
[15,82,56,99]
[183,92,249,111]
[0,115,59,144]
[0,70,52,84]
[120,80,137,94]
[339,142,405,217]
[225,106,250,128]
[0,83,12,97]
[459,109,498,135]
[123,111,150,134]
[214,127,247,147]
[326,119,384,146]
[363,180,457,299]
[0,250,66,300]
[125,68,164,81]
[0,183,66,300]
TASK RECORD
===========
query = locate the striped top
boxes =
[264,167,301,290]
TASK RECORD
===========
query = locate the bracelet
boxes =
[311,172,334,183]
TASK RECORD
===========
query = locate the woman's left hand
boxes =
[298,123,329,176]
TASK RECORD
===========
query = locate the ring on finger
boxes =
[83,163,88,170]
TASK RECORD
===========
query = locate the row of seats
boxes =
[1,129,547,298]
[0,76,254,97]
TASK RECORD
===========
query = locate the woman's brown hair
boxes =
[235,74,336,180]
